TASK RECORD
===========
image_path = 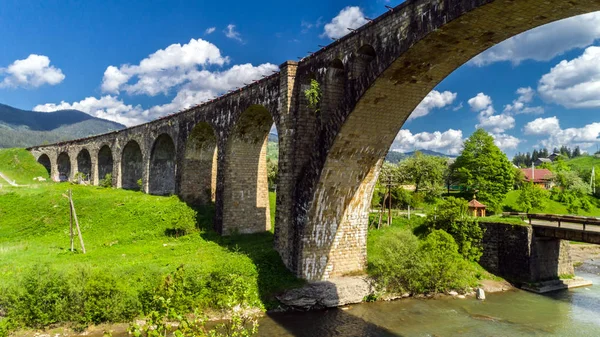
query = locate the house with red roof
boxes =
[520,168,554,189]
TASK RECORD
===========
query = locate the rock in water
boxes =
[476,288,486,300]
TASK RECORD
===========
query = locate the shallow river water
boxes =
[259,270,600,337]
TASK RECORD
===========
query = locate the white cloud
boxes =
[468,92,515,134]
[37,37,278,126]
[503,87,544,114]
[224,24,242,42]
[523,116,600,150]
[538,46,600,108]
[408,90,457,120]
[101,38,229,95]
[0,54,65,88]
[467,93,492,112]
[33,95,146,127]
[322,6,368,39]
[492,133,521,150]
[524,116,562,135]
[205,27,216,35]
[476,113,515,134]
[392,129,464,155]
[471,12,600,66]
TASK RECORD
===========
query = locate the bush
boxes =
[424,197,483,261]
[368,230,420,294]
[99,173,112,188]
[410,230,476,294]
[368,229,478,294]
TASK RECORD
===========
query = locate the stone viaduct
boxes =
[28,0,600,281]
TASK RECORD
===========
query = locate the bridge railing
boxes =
[502,212,600,231]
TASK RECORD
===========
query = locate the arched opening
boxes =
[121,140,143,191]
[76,149,92,182]
[57,152,71,182]
[97,145,114,184]
[149,134,176,195]
[322,59,346,125]
[222,105,274,235]
[180,122,217,205]
[352,44,376,79]
[37,154,51,177]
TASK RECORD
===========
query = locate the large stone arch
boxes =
[97,145,114,184]
[76,149,92,182]
[149,133,176,195]
[289,0,600,280]
[180,122,218,205]
[221,105,274,235]
[37,154,51,177]
[121,140,143,190]
[57,152,71,182]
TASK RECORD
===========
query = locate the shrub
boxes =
[99,173,112,188]
[368,229,478,295]
[424,197,483,261]
[410,230,476,294]
[368,230,420,294]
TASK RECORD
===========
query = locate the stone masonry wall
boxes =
[480,222,574,284]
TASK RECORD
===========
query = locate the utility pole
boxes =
[591,166,596,194]
[387,175,392,226]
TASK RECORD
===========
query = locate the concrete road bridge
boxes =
[28,0,600,281]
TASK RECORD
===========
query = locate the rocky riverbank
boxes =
[571,243,600,275]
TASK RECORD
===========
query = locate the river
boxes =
[259,267,600,336]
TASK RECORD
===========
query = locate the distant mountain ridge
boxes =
[0,103,126,148]
[385,149,457,163]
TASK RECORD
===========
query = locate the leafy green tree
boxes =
[267,158,278,191]
[401,152,447,193]
[516,182,549,213]
[452,129,514,213]
[424,197,483,261]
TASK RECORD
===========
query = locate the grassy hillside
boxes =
[0,153,300,332]
[0,148,49,184]
[565,155,600,171]
[503,190,600,216]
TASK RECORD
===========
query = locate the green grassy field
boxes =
[0,148,49,185]
[0,149,303,335]
[502,190,600,216]
[565,155,600,171]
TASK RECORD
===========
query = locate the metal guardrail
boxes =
[502,212,600,231]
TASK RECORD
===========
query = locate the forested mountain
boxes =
[0,103,125,148]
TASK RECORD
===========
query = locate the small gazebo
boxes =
[468,198,487,217]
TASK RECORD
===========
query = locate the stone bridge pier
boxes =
[480,222,575,288]
[28,0,600,281]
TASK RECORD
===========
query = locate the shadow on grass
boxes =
[186,202,304,309]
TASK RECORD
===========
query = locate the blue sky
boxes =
[1,0,600,158]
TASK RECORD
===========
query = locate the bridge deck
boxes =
[502,213,600,244]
